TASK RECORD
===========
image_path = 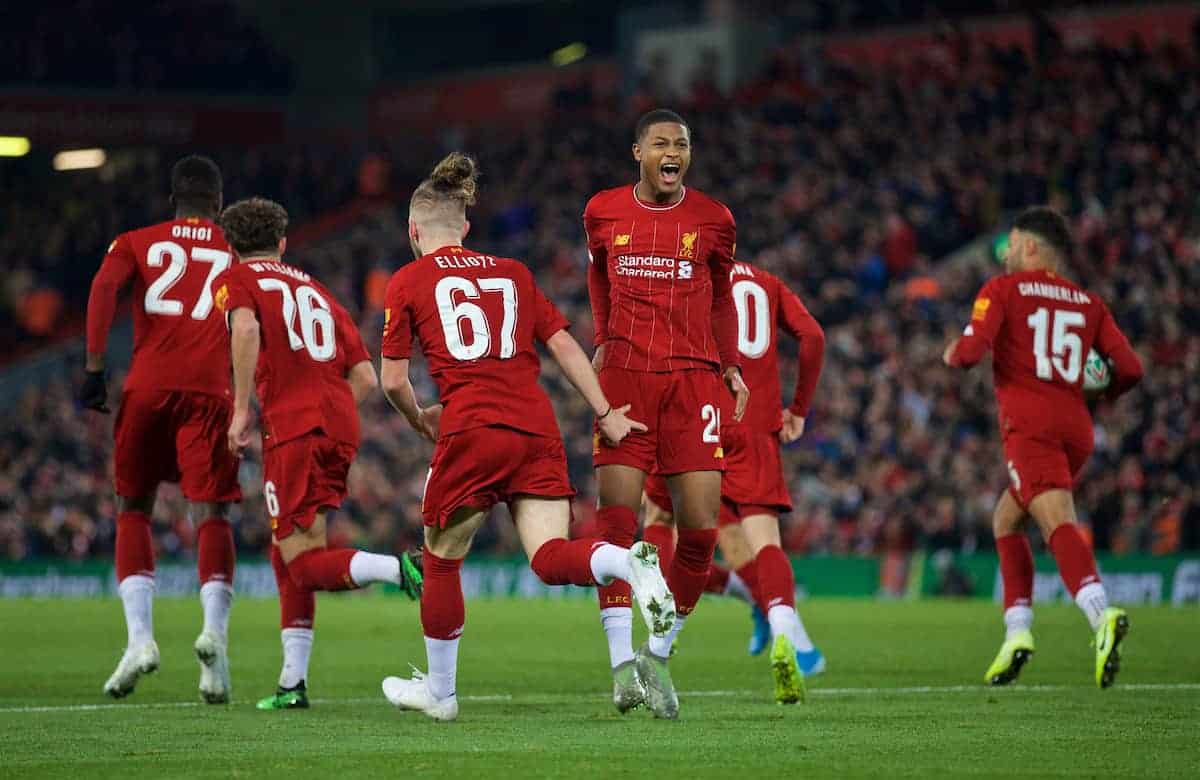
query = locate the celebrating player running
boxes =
[213,198,423,710]
[378,153,674,722]
[943,206,1144,688]
[584,108,749,718]
[82,155,241,704]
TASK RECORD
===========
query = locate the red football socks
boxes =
[270,546,314,629]
[705,562,730,594]
[115,510,155,581]
[642,523,675,575]
[422,549,465,640]
[530,538,600,586]
[735,560,762,608]
[287,548,359,592]
[196,517,236,586]
[668,527,718,616]
[754,544,796,610]
[996,532,1035,609]
[1048,524,1101,597]
[596,506,637,609]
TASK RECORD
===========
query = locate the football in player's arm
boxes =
[943,206,1142,689]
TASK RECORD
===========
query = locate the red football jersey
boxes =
[585,184,739,372]
[725,262,825,433]
[213,260,370,450]
[951,269,1143,429]
[381,246,570,439]
[86,218,235,396]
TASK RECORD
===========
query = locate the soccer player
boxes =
[378,153,674,722]
[943,206,1144,688]
[82,155,241,703]
[585,108,748,718]
[641,257,827,704]
[213,198,422,710]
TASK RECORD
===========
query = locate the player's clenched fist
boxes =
[227,408,253,455]
[724,366,750,421]
[597,403,647,446]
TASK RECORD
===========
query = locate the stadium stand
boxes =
[1,34,1197,565]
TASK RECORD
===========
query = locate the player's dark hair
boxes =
[411,152,479,212]
[635,108,689,142]
[218,197,289,256]
[170,155,222,211]
[1013,206,1073,260]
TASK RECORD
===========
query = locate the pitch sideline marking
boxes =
[1,683,1197,714]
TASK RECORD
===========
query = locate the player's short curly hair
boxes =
[218,197,289,256]
[1013,206,1073,260]
[635,108,689,142]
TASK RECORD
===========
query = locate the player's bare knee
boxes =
[190,502,227,525]
[426,507,484,560]
[643,503,673,529]
[513,497,569,558]
[278,522,327,565]
[741,514,781,553]
[717,525,753,569]
[1027,489,1076,540]
[596,464,647,512]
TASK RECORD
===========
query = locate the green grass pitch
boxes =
[1,596,1197,778]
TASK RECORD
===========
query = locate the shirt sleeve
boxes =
[1093,301,1144,399]
[584,202,611,345]
[777,279,825,416]
[85,235,138,356]
[532,276,570,344]
[380,272,413,360]
[335,302,371,370]
[212,270,256,324]
[709,209,740,370]
[949,277,1006,368]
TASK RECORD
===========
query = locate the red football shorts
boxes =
[263,433,356,540]
[642,425,790,527]
[113,389,241,502]
[1002,424,1093,509]
[422,426,574,528]
[594,366,726,475]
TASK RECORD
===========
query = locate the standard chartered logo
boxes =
[615,255,694,280]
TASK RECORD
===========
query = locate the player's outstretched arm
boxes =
[81,238,137,412]
[778,282,825,437]
[227,307,261,454]
[380,357,439,441]
[347,360,378,405]
[544,329,647,445]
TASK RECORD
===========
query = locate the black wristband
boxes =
[597,406,613,420]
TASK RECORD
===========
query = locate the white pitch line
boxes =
[1,683,1196,714]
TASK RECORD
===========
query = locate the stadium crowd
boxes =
[2,36,1198,566]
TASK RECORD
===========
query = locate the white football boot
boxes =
[626,541,676,637]
[194,631,232,704]
[103,641,160,699]
[382,672,458,722]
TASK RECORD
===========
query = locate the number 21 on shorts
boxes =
[701,404,721,443]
